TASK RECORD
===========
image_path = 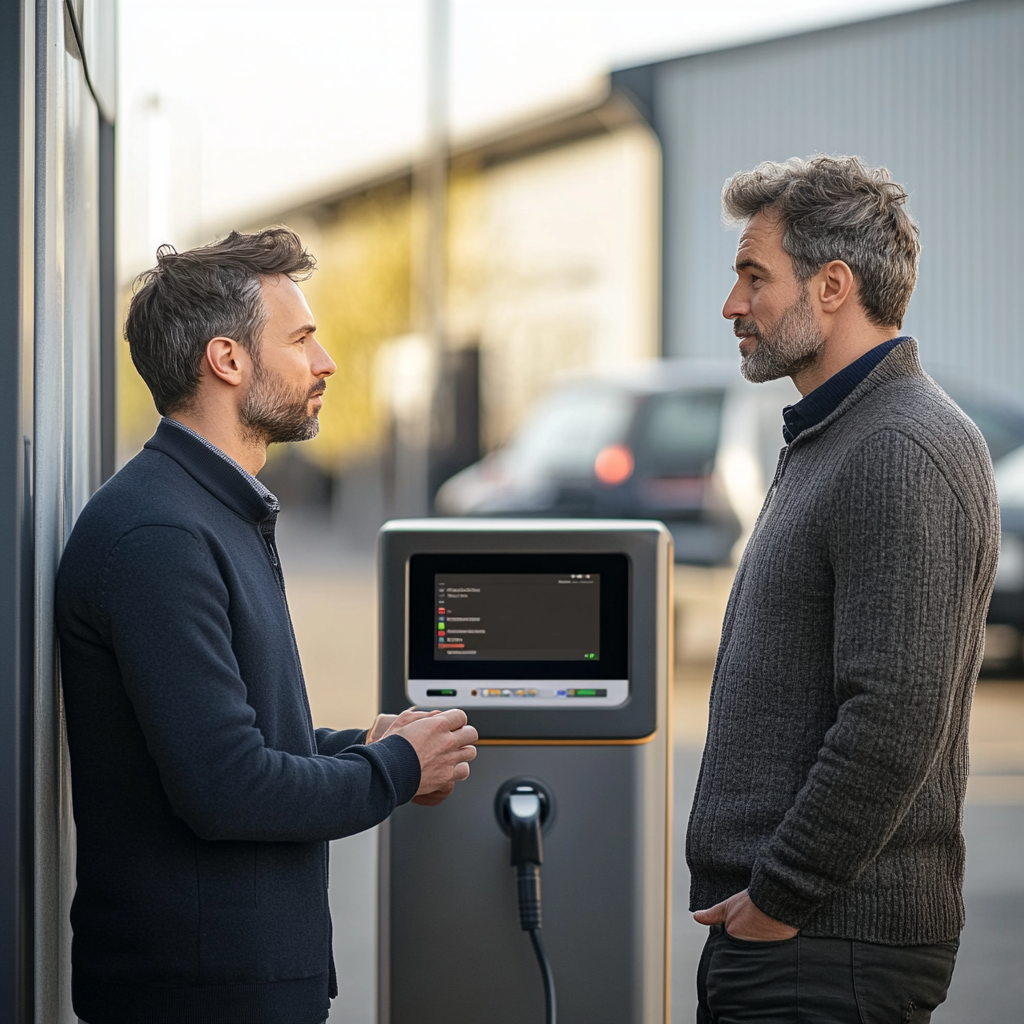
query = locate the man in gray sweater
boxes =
[688,156,999,1022]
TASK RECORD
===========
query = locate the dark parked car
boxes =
[986,445,1024,667]
[939,385,1024,670]
[435,361,797,565]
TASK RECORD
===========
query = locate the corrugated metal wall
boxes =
[641,0,1023,397]
[0,1,115,1020]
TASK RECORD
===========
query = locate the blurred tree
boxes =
[116,292,160,465]
[297,182,413,472]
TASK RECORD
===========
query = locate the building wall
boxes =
[469,125,661,448]
[646,0,1023,397]
[0,1,114,1020]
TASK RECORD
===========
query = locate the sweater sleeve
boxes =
[315,727,369,754]
[748,428,985,926]
[101,525,420,843]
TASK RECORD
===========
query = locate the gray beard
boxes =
[737,289,825,384]
[240,357,323,446]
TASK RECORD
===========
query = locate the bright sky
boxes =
[118,0,949,276]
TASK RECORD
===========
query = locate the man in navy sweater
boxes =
[56,228,478,1024]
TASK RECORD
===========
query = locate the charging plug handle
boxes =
[506,791,544,931]
[508,792,543,868]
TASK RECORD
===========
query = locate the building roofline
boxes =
[224,79,652,233]
[611,0,970,82]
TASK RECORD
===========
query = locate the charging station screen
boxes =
[408,553,628,709]
[435,574,600,662]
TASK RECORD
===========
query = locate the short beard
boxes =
[240,352,326,446]
[736,287,825,384]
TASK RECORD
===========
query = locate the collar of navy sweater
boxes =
[144,418,280,524]
[782,336,914,444]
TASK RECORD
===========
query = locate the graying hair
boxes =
[722,155,920,329]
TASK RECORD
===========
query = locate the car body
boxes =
[435,361,799,565]
[936,384,1024,671]
[986,445,1024,667]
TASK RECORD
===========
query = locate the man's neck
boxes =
[791,322,900,396]
[167,412,267,476]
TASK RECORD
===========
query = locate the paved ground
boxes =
[670,674,1024,1023]
[279,525,1024,1022]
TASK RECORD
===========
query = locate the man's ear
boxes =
[204,336,248,387]
[816,260,855,314]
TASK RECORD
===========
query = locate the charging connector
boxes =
[497,780,557,1024]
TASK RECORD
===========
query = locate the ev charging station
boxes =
[377,519,673,1024]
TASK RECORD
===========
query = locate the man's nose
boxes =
[722,281,747,321]
[311,337,337,377]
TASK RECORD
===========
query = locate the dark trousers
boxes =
[696,925,957,1024]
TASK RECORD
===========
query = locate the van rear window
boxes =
[635,390,724,477]
[506,387,636,478]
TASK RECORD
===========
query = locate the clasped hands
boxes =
[367,709,478,806]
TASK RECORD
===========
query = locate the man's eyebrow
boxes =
[732,258,770,276]
[290,323,316,337]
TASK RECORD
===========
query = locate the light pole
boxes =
[396,0,449,518]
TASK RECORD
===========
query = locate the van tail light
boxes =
[594,444,634,486]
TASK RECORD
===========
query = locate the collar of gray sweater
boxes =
[686,335,1000,945]
[789,336,924,448]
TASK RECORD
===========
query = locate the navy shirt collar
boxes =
[782,337,910,444]
[160,417,278,507]
[144,419,279,524]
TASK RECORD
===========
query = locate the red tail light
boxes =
[594,444,634,486]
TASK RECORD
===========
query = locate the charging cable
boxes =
[504,785,557,1024]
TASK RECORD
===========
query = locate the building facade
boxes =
[0,2,116,1022]
[614,0,1024,397]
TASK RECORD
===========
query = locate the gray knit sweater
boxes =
[686,340,999,945]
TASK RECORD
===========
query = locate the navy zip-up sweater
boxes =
[56,421,420,1024]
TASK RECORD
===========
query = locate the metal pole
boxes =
[398,0,448,517]
[425,0,448,359]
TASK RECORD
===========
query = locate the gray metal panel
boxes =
[384,746,643,1023]
[380,739,669,1024]
[32,2,104,1019]
[0,1,35,1019]
[648,0,1024,396]
[0,1,109,1017]
[99,115,116,483]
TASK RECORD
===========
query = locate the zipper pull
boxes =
[264,536,279,566]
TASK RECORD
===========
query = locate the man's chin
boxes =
[264,418,321,446]
[740,354,788,384]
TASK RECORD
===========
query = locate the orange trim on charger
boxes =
[477,730,656,747]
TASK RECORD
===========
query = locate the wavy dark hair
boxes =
[722,155,920,329]
[125,227,316,415]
